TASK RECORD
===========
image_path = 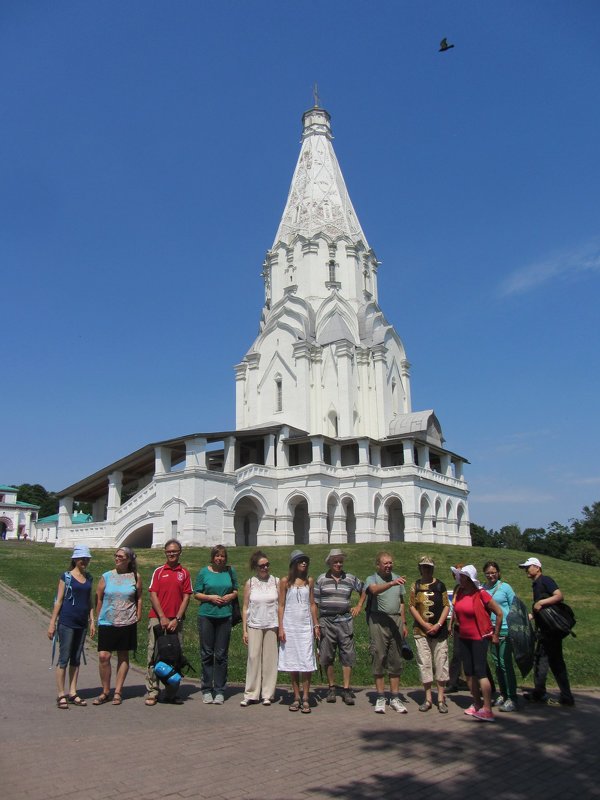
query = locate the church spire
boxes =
[272,104,369,248]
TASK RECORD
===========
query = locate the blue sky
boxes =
[2,1,599,532]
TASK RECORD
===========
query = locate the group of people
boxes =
[48,542,574,720]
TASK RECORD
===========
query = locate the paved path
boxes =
[1,581,598,800]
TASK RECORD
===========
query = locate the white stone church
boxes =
[53,104,470,550]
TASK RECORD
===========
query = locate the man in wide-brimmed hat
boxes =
[314,548,364,705]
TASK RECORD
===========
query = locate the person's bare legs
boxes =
[290,671,300,702]
[98,651,112,695]
[67,665,80,698]
[114,651,130,696]
[422,680,433,705]
[479,676,493,712]
[437,680,446,705]
[341,665,352,690]
[55,665,67,698]
[389,675,400,695]
[302,672,311,703]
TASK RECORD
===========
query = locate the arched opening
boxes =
[233,497,263,547]
[292,498,310,545]
[326,496,338,543]
[457,504,466,538]
[434,499,442,530]
[386,499,404,542]
[121,523,153,549]
[420,495,432,535]
[343,498,356,544]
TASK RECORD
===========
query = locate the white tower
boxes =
[236,105,411,439]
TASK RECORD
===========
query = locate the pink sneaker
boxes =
[473,708,495,722]
[464,704,481,717]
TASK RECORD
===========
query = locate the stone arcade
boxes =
[51,104,470,550]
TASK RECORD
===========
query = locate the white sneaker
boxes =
[493,695,505,707]
[202,692,213,704]
[499,698,516,712]
[375,696,386,714]
[390,697,408,714]
[213,693,225,705]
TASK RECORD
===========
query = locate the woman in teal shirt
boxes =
[483,561,518,712]
[193,545,238,705]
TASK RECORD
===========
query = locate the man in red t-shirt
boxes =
[145,539,192,705]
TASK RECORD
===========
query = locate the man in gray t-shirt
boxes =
[363,551,408,714]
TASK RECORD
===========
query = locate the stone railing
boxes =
[115,482,157,520]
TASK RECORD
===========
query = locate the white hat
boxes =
[451,564,481,589]
[519,557,542,569]
[325,548,347,564]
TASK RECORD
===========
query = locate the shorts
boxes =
[57,624,87,668]
[368,612,404,676]
[414,635,449,684]
[459,637,489,679]
[98,623,137,653]
[319,617,356,668]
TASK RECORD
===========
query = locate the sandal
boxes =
[289,699,301,712]
[92,692,111,706]
[145,697,158,706]
[418,700,433,712]
[112,692,123,706]
[438,701,449,714]
[301,700,311,714]
[68,694,87,707]
[57,695,69,710]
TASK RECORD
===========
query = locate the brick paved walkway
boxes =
[1,581,598,800]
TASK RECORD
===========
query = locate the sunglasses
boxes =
[258,562,270,568]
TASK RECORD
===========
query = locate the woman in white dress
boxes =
[241,550,279,706]
[278,550,320,713]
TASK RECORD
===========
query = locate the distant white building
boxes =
[55,104,470,549]
[0,485,39,540]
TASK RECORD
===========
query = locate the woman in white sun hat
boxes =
[451,564,503,722]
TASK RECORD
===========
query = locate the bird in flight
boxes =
[439,38,455,52]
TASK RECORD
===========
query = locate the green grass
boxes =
[1,541,595,687]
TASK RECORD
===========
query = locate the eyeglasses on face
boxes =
[114,554,127,560]
[258,562,270,568]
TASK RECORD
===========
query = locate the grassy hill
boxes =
[1,541,594,687]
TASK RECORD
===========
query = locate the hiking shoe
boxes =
[493,694,505,707]
[342,689,355,706]
[213,693,224,705]
[499,698,516,712]
[546,697,575,707]
[202,692,213,704]
[473,708,495,722]
[389,697,408,714]
[523,691,549,704]
[375,696,386,714]
[326,687,337,703]
[464,704,481,717]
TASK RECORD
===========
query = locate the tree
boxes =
[498,523,523,550]
[565,540,600,566]
[572,502,600,548]
[16,484,58,519]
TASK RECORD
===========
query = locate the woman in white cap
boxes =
[451,564,503,722]
[278,550,320,712]
[47,545,95,709]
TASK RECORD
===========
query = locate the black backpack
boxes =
[152,631,194,685]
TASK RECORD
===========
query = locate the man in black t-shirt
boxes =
[519,557,574,706]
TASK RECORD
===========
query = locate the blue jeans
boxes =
[58,624,87,667]
[198,616,232,693]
